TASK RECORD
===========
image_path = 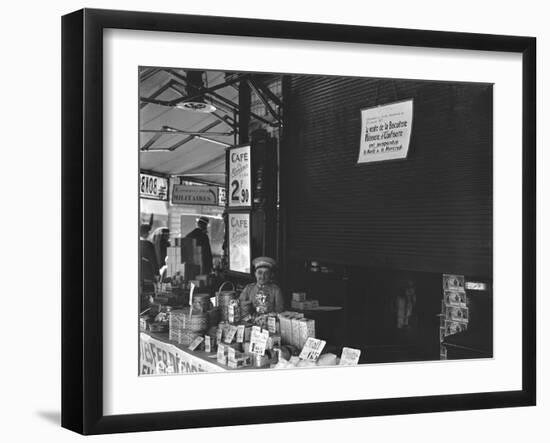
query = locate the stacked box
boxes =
[297,318,316,349]
[291,300,320,310]
[292,292,307,302]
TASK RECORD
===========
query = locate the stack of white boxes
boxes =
[278,311,316,351]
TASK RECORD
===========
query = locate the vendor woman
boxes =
[239,257,284,314]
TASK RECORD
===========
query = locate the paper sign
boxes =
[224,325,238,343]
[140,173,168,201]
[228,145,252,207]
[204,335,212,353]
[236,325,245,343]
[217,344,226,364]
[249,328,269,356]
[171,184,218,205]
[299,337,326,361]
[228,213,251,274]
[188,336,204,351]
[216,327,223,343]
[339,347,361,365]
[358,99,413,163]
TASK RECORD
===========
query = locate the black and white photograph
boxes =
[138,67,494,375]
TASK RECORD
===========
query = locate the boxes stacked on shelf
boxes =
[226,346,252,369]
[439,274,469,360]
[278,311,315,350]
[290,292,320,310]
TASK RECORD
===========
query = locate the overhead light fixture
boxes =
[174,70,217,113]
[194,135,232,147]
[175,101,216,113]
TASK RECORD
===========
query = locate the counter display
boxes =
[139,284,361,375]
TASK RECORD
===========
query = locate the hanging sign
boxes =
[228,145,252,207]
[358,99,413,163]
[228,212,251,274]
[140,173,168,201]
[171,184,218,205]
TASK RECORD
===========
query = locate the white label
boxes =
[249,328,269,356]
[339,347,361,365]
[299,337,326,361]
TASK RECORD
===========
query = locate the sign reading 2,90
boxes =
[228,145,251,207]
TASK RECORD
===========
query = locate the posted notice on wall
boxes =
[228,145,252,207]
[228,212,251,274]
[358,99,413,163]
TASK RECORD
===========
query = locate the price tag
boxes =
[216,327,223,342]
[204,335,212,353]
[236,325,245,343]
[188,336,204,351]
[249,328,269,356]
[224,325,238,343]
[299,337,326,361]
[339,347,361,365]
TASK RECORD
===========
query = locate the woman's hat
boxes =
[252,256,277,270]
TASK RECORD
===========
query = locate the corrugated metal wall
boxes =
[282,76,493,276]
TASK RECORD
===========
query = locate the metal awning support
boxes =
[247,78,280,123]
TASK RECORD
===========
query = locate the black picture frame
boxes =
[62,8,536,435]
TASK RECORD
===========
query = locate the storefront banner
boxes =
[140,333,225,375]
[140,173,169,200]
[228,212,251,273]
[171,184,218,205]
[358,99,413,163]
[228,145,252,207]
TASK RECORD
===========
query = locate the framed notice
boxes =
[62,7,535,436]
[228,212,251,274]
[358,99,413,163]
[228,145,252,207]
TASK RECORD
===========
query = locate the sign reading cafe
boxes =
[358,99,413,163]
[228,145,252,207]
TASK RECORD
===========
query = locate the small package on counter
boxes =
[292,292,307,302]
[339,347,361,365]
[188,336,204,351]
[267,315,278,334]
[204,335,216,353]
[224,325,238,343]
[244,326,252,342]
[217,343,227,365]
[236,325,245,343]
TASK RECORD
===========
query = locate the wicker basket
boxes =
[169,308,208,333]
[216,281,239,322]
